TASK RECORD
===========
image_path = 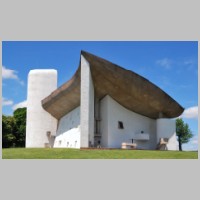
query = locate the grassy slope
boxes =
[2,148,198,159]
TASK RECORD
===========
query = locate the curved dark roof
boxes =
[42,51,184,119]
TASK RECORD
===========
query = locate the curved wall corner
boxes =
[156,118,178,150]
[100,95,157,149]
[80,55,94,147]
[26,69,58,147]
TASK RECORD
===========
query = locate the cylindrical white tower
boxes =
[26,69,57,147]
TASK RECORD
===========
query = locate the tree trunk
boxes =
[178,136,182,151]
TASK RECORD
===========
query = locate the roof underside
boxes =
[42,51,184,120]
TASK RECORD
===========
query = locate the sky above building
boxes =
[2,41,198,151]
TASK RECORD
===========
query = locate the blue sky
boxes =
[2,41,198,151]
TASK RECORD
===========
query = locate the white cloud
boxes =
[12,100,27,111]
[183,142,198,151]
[2,66,18,79]
[2,97,14,106]
[179,84,192,89]
[191,135,198,144]
[156,58,172,69]
[183,135,198,151]
[192,140,198,144]
[183,60,194,66]
[181,106,198,119]
[2,66,24,85]
[183,58,196,70]
[19,80,24,85]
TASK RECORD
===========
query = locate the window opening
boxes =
[118,121,124,129]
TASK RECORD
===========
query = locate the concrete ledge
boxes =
[121,143,137,149]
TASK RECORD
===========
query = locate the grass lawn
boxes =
[2,148,198,159]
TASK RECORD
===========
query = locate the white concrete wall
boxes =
[54,127,80,148]
[80,55,94,147]
[100,96,109,147]
[156,119,178,150]
[54,107,80,148]
[26,69,57,147]
[100,95,157,149]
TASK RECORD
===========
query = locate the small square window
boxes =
[118,121,124,129]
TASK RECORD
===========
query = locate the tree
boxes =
[2,115,16,148]
[176,118,193,151]
[2,107,26,148]
[13,108,26,147]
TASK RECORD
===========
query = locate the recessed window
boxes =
[46,131,51,137]
[118,121,124,129]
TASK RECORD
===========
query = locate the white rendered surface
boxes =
[100,95,157,149]
[26,69,57,147]
[133,133,150,140]
[156,118,178,150]
[100,96,109,147]
[80,55,94,147]
[54,127,80,148]
[54,107,80,148]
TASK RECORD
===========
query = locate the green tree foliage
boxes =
[2,115,16,148]
[2,108,26,148]
[13,108,26,147]
[176,118,193,151]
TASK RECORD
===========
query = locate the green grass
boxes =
[2,148,198,159]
